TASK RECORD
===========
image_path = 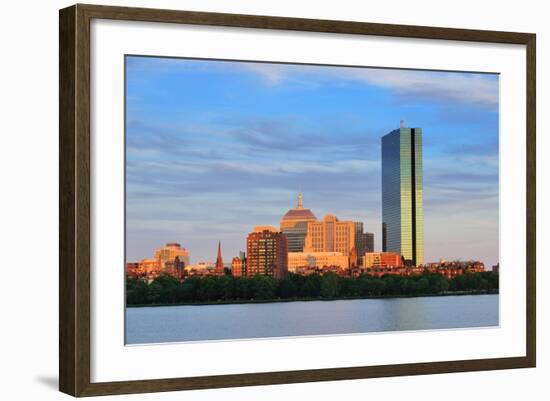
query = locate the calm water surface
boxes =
[126,294,498,344]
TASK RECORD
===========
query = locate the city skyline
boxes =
[126,56,499,267]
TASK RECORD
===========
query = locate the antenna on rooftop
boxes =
[400,119,405,128]
[297,192,303,209]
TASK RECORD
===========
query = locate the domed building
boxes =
[280,193,317,252]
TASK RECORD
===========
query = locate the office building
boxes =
[164,256,186,279]
[231,251,247,277]
[154,242,190,270]
[287,251,350,272]
[246,226,288,279]
[353,222,375,266]
[363,252,403,268]
[304,214,356,265]
[381,122,424,266]
[231,257,244,277]
[280,193,317,252]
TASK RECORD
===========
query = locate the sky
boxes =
[125,56,499,268]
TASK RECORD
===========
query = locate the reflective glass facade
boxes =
[382,128,424,266]
[281,223,309,252]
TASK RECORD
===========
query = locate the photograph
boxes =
[124,55,500,345]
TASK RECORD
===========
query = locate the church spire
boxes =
[297,192,303,209]
[215,241,224,274]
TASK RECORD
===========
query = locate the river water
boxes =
[126,294,498,344]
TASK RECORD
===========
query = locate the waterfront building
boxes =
[138,258,161,274]
[287,251,350,272]
[354,222,366,262]
[185,261,214,271]
[246,226,288,279]
[239,251,247,276]
[304,214,356,266]
[134,258,162,282]
[365,232,374,253]
[363,252,403,268]
[423,260,486,278]
[280,193,317,252]
[125,262,140,278]
[231,256,244,277]
[353,222,375,266]
[381,121,424,266]
[164,255,186,279]
[154,242,190,270]
[227,252,248,278]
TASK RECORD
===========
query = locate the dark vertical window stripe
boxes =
[411,129,417,266]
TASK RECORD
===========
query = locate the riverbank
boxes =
[127,271,499,307]
[127,289,498,308]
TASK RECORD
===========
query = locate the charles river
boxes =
[126,294,498,344]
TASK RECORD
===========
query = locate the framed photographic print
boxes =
[59,4,536,397]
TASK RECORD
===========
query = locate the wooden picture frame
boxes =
[59,3,536,397]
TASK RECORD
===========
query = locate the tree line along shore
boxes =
[126,271,499,306]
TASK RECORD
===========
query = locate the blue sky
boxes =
[125,56,499,267]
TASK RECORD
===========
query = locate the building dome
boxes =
[281,193,317,222]
[282,208,317,220]
[280,193,317,253]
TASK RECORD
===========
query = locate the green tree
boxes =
[126,278,148,304]
[216,275,235,300]
[126,270,498,305]
[197,276,218,301]
[233,277,251,300]
[357,275,372,296]
[370,278,386,296]
[147,281,162,304]
[417,277,430,294]
[381,275,397,295]
[427,273,449,293]
[250,275,276,300]
[302,274,322,297]
[278,278,298,298]
[320,272,340,298]
[153,274,181,303]
[176,283,193,302]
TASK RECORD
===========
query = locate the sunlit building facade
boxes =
[154,242,190,270]
[231,257,244,277]
[125,262,140,278]
[139,258,161,274]
[126,258,161,282]
[280,193,317,252]
[164,256,186,279]
[287,251,350,272]
[304,214,356,260]
[381,123,424,266]
[363,252,403,268]
[246,226,288,279]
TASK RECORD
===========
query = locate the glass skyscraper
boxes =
[381,125,424,266]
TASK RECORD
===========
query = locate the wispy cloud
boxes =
[234,63,499,108]
[125,56,499,266]
[127,56,499,109]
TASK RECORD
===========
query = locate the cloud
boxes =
[127,56,499,109]
[236,63,499,108]
[239,63,288,86]
[125,56,499,266]
[127,116,381,163]
[350,69,498,107]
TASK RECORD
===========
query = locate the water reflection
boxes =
[126,294,498,344]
